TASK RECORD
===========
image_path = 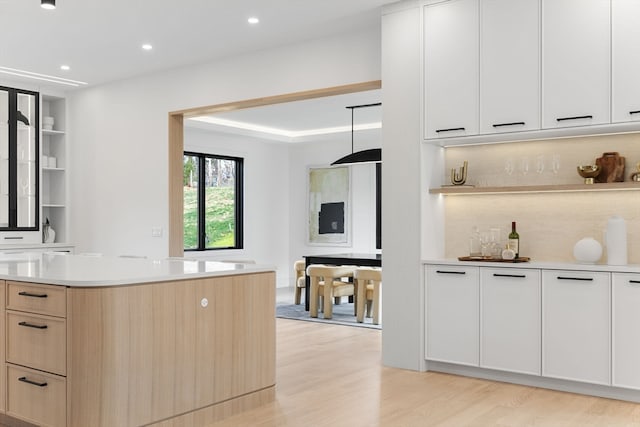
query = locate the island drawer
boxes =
[6,311,66,376]
[6,364,66,427]
[7,282,66,318]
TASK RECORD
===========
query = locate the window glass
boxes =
[183,154,199,250]
[183,152,243,251]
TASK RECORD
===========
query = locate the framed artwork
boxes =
[307,166,350,245]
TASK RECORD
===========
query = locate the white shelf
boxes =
[42,129,65,136]
[430,182,640,195]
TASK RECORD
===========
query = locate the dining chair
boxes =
[293,260,306,305]
[306,264,355,319]
[355,267,382,325]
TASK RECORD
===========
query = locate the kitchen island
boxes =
[0,253,276,427]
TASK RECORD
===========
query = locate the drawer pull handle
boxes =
[18,291,48,298]
[3,236,23,240]
[493,273,526,278]
[556,115,593,122]
[435,127,465,133]
[18,377,48,388]
[629,110,640,115]
[629,280,640,284]
[436,270,466,275]
[557,276,594,282]
[492,122,525,128]
[18,321,48,330]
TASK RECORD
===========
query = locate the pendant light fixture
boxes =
[331,102,382,166]
[41,0,56,10]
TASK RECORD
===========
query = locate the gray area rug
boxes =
[276,302,381,330]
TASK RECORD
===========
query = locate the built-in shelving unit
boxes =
[41,94,68,244]
[430,182,640,195]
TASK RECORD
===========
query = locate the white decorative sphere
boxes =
[573,238,603,264]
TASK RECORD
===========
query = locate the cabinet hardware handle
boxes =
[18,321,48,330]
[493,273,526,278]
[3,236,23,240]
[629,111,640,115]
[556,115,593,122]
[436,270,466,275]
[629,280,640,284]
[435,127,465,133]
[18,377,47,387]
[18,291,48,298]
[557,276,593,281]
[492,122,525,128]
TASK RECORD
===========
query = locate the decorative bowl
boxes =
[577,165,601,184]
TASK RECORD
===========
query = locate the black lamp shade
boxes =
[41,0,56,9]
[331,148,381,166]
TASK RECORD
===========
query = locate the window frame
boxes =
[183,151,244,251]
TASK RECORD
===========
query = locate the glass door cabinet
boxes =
[0,86,39,233]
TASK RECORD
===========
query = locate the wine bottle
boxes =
[508,221,520,258]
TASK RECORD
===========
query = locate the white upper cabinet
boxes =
[480,0,540,134]
[424,0,479,139]
[542,0,611,129]
[612,0,640,123]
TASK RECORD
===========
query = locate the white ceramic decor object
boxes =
[573,238,603,264]
[606,215,627,265]
[43,116,54,130]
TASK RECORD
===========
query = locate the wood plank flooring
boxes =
[209,318,640,427]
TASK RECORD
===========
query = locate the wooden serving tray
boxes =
[458,256,531,263]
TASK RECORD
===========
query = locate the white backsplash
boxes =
[443,132,640,264]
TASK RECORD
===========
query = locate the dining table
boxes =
[303,253,382,311]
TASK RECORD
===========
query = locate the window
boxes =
[183,152,243,251]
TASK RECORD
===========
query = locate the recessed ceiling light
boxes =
[60,65,70,71]
[142,44,153,51]
[248,17,259,24]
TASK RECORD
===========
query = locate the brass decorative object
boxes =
[451,161,468,185]
[577,165,601,184]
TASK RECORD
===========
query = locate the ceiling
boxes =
[0,0,395,88]
[186,89,382,143]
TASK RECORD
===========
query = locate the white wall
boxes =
[66,27,381,260]
[182,126,381,289]
[381,1,425,371]
[288,130,382,269]
[183,127,291,287]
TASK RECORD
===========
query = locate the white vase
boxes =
[573,237,602,264]
[43,224,56,243]
[606,215,627,265]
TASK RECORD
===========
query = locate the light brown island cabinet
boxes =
[0,272,276,427]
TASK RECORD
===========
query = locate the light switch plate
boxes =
[151,227,162,237]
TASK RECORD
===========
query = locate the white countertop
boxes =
[0,252,274,287]
[423,258,640,273]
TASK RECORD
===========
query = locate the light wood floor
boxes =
[209,318,640,427]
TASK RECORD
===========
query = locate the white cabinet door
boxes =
[480,268,541,375]
[542,0,610,129]
[612,0,640,123]
[542,270,610,385]
[425,265,479,366]
[612,273,640,389]
[480,0,540,134]
[424,0,479,139]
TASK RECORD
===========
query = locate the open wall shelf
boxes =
[430,182,640,195]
